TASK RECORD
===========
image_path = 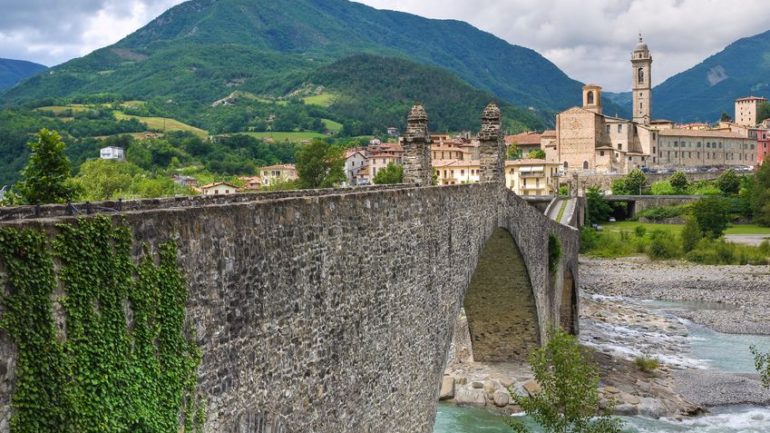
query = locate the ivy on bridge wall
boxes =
[0,217,203,433]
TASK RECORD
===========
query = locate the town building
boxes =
[433,160,481,185]
[758,129,770,165]
[656,129,756,167]
[735,96,768,127]
[260,164,298,186]
[506,132,543,157]
[344,149,369,185]
[172,175,198,188]
[100,146,125,161]
[200,182,238,196]
[631,36,653,125]
[239,176,263,190]
[505,159,560,196]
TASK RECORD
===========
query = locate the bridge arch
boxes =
[463,228,539,362]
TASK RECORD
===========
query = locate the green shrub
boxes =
[634,225,647,238]
[548,235,562,273]
[681,217,702,253]
[647,230,680,260]
[635,356,660,373]
[579,228,599,253]
[760,240,770,255]
[650,181,675,195]
[692,197,729,239]
[637,205,686,222]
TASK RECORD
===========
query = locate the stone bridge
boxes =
[0,105,580,433]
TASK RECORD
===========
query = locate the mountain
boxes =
[0,58,47,91]
[307,54,547,133]
[2,0,583,115]
[652,29,770,122]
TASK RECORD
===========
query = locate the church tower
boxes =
[631,35,652,125]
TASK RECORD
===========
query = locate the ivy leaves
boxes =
[0,217,203,433]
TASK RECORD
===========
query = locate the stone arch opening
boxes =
[559,268,578,335]
[587,91,595,105]
[462,228,539,362]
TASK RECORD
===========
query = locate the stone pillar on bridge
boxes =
[478,103,505,184]
[402,104,433,186]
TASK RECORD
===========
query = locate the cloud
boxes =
[0,0,181,66]
[1,0,769,91]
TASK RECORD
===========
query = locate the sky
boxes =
[1,0,770,92]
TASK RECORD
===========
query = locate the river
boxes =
[433,299,770,433]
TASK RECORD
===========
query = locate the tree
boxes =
[758,102,770,124]
[508,328,623,433]
[295,140,345,189]
[717,169,741,195]
[507,142,521,160]
[528,149,546,160]
[373,163,403,185]
[751,346,770,388]
[691,196,729,239]
[72,159,142,201]
[720,112,732,123]
[680,216,702,253]
[16,129,76,204]
[610,178,628,195]
[624,169,647,195]
[669,171,689,193]
[586,186,612,225]
[751,163,770,226]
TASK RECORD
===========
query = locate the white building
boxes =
[100,146,125,161]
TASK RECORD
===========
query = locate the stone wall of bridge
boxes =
[0,184,578,433]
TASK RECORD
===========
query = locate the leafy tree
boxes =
[720,112,732,122]
[528,149,546,160]
[717,169,741,195]
[691,196,729,239]
[752,346,770,388]
[751,163,770,225]
[586,186,612,225]
[669,171,689,193]
[624,169,647,195]
[296,140,345,189]
[508,328,623,433]
[759,102,770,124]
[650,181,675,195]
[373,163,403,185]
[680,216,702,253]
[507,142,520,160]
[16,129,77,204]
[610,178,628,195]
[72,159,142,201]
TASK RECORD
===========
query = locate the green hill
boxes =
[0,58,47,91]
[2,0,583,113]
[652,29,770,122]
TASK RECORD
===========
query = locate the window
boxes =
[638,67,645,84]
[600,151,605,156]
[618,124,623,133]
[618,143,623,150]
[583,161,589,170]
[587,91,595,105]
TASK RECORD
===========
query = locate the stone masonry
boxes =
[0,185,579,433]
[478,103,505,184]
[402,104,433,186]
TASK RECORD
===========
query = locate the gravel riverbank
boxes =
[581,256,770,335]
[581,256,770,409]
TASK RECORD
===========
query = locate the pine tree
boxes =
[16,129,76,205]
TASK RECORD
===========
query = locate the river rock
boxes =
[522,380,541,396]
[471,381,484,389]
[493,390,510,407]
[439,376,455,400]
[454,388,487,405]
[483,380,498,398]
[614,403,639,416]
[638,398,666,418]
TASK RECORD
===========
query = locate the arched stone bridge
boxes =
[0,105,580,433]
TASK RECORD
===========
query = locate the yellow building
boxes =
[735,96,768,127]
[433,160,481,185]
[505,159,561,196]
[260,164,298,186]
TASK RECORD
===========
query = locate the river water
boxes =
[433,299,770,433]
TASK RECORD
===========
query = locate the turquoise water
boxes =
[433,299,770,433]
[433,404,770,433]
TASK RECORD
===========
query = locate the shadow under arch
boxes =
[463,227,539,363]
[560,268,578,335]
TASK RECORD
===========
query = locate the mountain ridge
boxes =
[0,58,47,91]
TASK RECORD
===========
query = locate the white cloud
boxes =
[1,0,770,91]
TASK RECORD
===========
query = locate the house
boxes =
[239,176,263,190]
[505,159,561,196]
[100,146,125,161]
[344,149,370,185]
[200,182,238,196]
[172,175,198,188]
[506,131,543,157]
[387,127,399,137]
[260,164,298,186]
[432,160,481,185]
[756,129,769,166]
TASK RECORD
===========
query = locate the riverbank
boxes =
[581,256,770,335]
[581,256,770,409]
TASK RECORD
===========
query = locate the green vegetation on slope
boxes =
[0,58,47,90]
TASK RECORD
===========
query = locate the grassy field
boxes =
[603,221,770,236]
[321,119,343,134]
[35,104,94,114]
[303,93,336,107]
[243,131,326,142]
[114,112,208,138]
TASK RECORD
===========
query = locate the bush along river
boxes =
[434,257,770,433]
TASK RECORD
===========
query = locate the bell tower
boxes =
[632,34,652,125]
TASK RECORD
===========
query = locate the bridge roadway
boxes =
[0,183,579,433]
